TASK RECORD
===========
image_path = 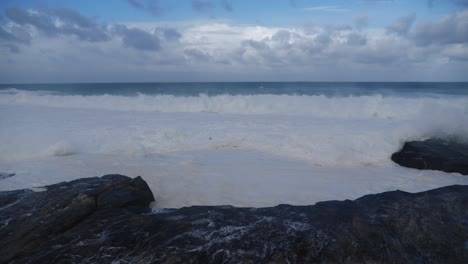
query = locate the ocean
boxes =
[1,82,468,208]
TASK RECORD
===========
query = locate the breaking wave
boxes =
[1,88,468,119]
[1,88,468,165]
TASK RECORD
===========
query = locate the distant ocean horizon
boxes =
[1,82,468,97]
[1,82,468,207]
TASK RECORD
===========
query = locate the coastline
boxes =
[2,139,467,263]
[1,174,467,263]
[2,147,467,208]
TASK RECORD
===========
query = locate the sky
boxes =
[0,0,467,83]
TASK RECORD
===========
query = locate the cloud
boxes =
[443,44,468,60]
[0,25,31,44]
[303,6,350,12]
[1,7,467,82]
[53,9,110,42]
[226,23,423,68]
[411,10,468,45]
[428,0,468,8]
[184,48,212,61]
[351,39,410,64]
[221,0,233,12]
[452,0,468,7]
[0,15,32,53]
[128,0,144,8]
[127,0,162,16]
[271,30,291,46]
[192,0,215,12]
[346,32,367,46]
[53,8,94,28]
[156,27,182,42]
[354,15,368,30]
[1,43,20,53]
[114,25,162,51]
[0,26,13,41]
[364,0,468,9]
[5,8,110,42]
[6,8,58,36]
[238,39,284,65]
[386,13,416,35]
[1,7,183,53]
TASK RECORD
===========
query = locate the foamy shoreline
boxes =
[2,88,468,207]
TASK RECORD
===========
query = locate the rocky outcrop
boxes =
[0,175,154,263]
[391,138,468,175]
[0,172,15,180]
[1,175,467,263]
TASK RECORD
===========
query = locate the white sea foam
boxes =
[1,89,468,119]
[1,90,467,163]
[46,141,77,157]
[1,89,467,207]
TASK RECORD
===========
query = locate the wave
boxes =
[1,89,468,165]
[1,89,468,119]
[2,86,468,207]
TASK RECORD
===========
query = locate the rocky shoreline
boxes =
[1,173,467,263]
[392,138,468,175]
[1,138,467,263]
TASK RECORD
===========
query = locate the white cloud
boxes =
[386,13,416,36]
[443,44,468,61]
[1,8,468,82]
[303,6,350,12]
[411,10,468,45]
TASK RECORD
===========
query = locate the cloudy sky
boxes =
[0,0,467,83]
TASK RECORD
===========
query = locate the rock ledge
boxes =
[392,138,468,175]
[1,175,467,263]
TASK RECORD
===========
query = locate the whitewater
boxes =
[1,83,468,208]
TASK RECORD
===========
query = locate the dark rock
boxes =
[0,174,155,263]
[0,172,15,180]
[97,175,154,209]
[392,138,468,175]
[0,175,467,264]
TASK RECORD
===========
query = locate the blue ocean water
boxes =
[1,82,467,97]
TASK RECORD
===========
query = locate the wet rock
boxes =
[97,175,155,209]
[391,138,468,175]
[0,175,467,263]
[0,174,154,263]
[0,172,15,180]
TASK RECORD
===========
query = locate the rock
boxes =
[0,174,155,263]
[0,172,15,180]
[1,175,467,263]
[97,175,155,209]
[392,138,468,175]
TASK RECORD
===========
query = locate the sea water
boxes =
[1,82,468,208]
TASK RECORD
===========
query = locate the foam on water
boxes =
[1,88,468,120]
[0,149,467,208]
[1,86,467,207]
[1,89,468,163]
